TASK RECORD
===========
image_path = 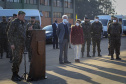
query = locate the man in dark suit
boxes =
[52,19,58,49]
[57,15,71,64]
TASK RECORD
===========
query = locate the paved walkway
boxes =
[0,37,126,84]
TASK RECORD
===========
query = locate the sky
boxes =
[112,0,126,15]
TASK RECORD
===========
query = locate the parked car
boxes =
[42,25,53,43]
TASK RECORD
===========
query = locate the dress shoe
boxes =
[59,62,64,64]
[116,58,121,60]
[56,48,59,49]
[64,61,71,64]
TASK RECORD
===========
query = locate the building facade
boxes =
[0,0,75,27]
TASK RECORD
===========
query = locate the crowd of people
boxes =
[0,10,122,81]
[52,15,122,64]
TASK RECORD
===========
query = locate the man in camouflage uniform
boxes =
[81,17,92,57]
[0,16,8,59]
[8,11,27,81]
[107,15,114,56]
[26,16,41,62]
[108,17,122,60]
[91,16,103,57]
[7,14,17,62]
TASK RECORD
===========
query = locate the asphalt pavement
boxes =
[0,36,126,84]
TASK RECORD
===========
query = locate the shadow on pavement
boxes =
[66,64,126,83]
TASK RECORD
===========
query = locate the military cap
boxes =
[31,16,36,19]
[2,16,6,18]
[13,14,17,17]
[18,11,26,15]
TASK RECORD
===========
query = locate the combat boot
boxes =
[98,52,102,57]
[111,54,114,60]
[11,72,21,81]
[116,54,121,60]
[87,52,91,57]
[82,52,84,58]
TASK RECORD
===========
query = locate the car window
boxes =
[99,19,108,26]
[123,20,126,26]
[43,25,53,31]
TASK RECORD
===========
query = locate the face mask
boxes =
[95,19,99,22]
[76,23,79,26]
[113,20,116,23]
[63,19,68,23]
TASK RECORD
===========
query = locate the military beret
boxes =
[31,16,36,19]
[18,11,26,15]
[13,14,17,17]
[2,16,6,18]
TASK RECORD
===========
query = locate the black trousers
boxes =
[53,35,58,48]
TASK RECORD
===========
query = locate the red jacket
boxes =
[70,25,84,45]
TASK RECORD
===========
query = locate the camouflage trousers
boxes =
[81,37,91,54]
[12,44,24,73]
[110,37,121,55]
[92,36,101,54]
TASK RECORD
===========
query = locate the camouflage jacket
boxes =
[8,18,27,45]
[26,22,41,38]
[91,22,103,35]
[108,23,122,38]
[81,22,92,38]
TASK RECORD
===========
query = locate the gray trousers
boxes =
[59,39,68,62]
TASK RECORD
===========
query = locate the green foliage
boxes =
[75,0,115,20]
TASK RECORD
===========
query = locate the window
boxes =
[7,0,22,3]
[64,0,73,8]
[53,0,62,7]
[44,11,51,18]
[65,13,73,19]
[24,0,36,4]
[53,12,62,18]
[40,0,51,6]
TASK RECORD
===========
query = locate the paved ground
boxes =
[0,36,126,84]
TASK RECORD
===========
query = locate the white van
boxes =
[97,15,111,37]
[0,9,41,25]
[122,19,126,35]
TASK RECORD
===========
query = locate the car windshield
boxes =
[43,25,53,31]
[123,20,126,26]
[99,19,108,26]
